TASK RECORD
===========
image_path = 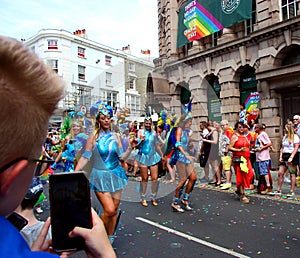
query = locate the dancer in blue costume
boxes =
[135,117,164,207]
[52,120,87,172]
[75,102,135,244]
[60,120,88,172]
[170,112,197,213]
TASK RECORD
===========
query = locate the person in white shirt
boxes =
[293,114,300,176]
[271,122,299,197]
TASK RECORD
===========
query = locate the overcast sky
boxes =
[0,0,159,57]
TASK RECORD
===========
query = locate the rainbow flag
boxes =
[177,0,252,48]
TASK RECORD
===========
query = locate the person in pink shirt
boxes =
[253,124,273,194]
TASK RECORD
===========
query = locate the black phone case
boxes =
[49,172,92,252]
[6,212,28,231]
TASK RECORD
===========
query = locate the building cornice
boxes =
[162,17,300,71]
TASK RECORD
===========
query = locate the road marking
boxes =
[136,216,250,258]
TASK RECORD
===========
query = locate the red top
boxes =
[233,134,250,158]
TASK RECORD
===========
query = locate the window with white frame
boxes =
[112,93,118,110]
[78,65,86,80]
[129,78,135,90]
[48,59,58,73]
[281,0,299,20]
[129,63,135,71]
[105,55,112,65]
[245,0,257,35]
[128,95,140,115]
[47,39,58,50]
[106,72,112,85]
[78,47,85,58]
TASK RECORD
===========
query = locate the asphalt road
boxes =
[37,175,300,258]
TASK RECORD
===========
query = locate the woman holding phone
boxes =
[75,101,135,244]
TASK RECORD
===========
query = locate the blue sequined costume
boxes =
[135,130,161,166]
[89,131,128,193]
[61,133,88,172]
[173,128,191,165]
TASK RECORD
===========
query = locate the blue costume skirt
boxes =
[177,151,191,164]
[135,152,161,166]
[90,166,128,193]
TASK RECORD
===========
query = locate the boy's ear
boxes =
[0,160,28,195]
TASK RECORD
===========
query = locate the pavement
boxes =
[192,163,300,201]
[35,165,300,257]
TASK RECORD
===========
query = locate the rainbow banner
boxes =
[177,0,252,48]
[244,92,260,123]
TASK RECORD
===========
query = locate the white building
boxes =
[24,29,154,123]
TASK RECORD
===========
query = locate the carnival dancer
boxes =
[75,101,135,244]
[170,102,197,212]
[164,114,179,183]
[135,116,164,207]
[55,120,88,172]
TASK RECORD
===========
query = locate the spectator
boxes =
[219,121,232,190]
[270,122,299,197]
[0,35,115,257]
[253,124,273,194]
[239,104,248,124]
[228,121,255,203]
[243,123,256,190]
[15,177,51,247]
[293,115,300,176]
[202,122,222,186]
[198,121,210,183]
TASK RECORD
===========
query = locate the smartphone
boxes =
[6,212,28,231]
[49,172,92,252]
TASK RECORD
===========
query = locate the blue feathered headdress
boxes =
[157,109,167,127]
[182,97,193,120]
[90,101,113,118]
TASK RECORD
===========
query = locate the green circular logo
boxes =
[221,0,240,14]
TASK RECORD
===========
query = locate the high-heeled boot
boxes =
[171,198,184,212]
[140,194,148,207]
[181,193,193,210]
[150,193,158,206]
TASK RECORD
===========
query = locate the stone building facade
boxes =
[149,0,300,167]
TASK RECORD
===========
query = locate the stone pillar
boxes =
[218,28,236,45]
[218,68,240,126]
[257,80,281,168]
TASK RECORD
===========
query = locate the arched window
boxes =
[282,46,300,66]
[239,66,257,105]
[239,66,259,123]
[179,81,191,105]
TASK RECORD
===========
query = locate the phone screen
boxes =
[49,172,92,252]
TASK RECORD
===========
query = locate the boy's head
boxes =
[0,36,64,216]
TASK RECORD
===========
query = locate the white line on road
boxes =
[136,216,250,258]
